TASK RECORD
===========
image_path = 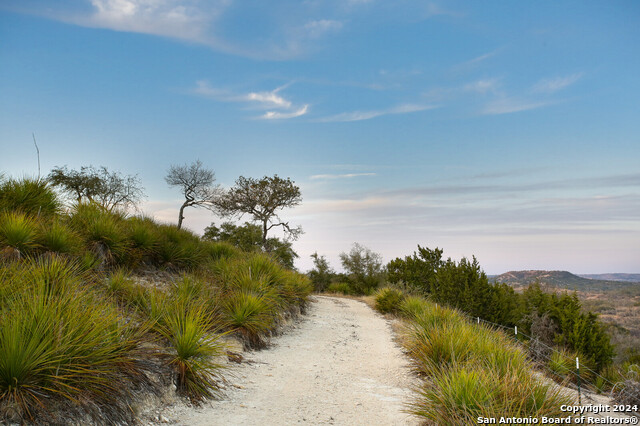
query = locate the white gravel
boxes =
[159,296,421,425]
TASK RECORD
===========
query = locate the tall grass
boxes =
[154,299,227,402]
[0,257,149,423]
[394,297,578,423]
[0,177,60,217]
[0,212,39,257]
[70,203,129,265]
[374,287,404,314]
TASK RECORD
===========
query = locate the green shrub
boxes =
[0,260,148,423]
[0,177,60,217]
[37,219,81,254]
[399,295,429,319]
[326,282,353,295]
[202,241,241,261]
[70,203,129,264]
[156,225,205,269]
[155,300,226,402]
[374,287,404,314]
[222,291,273,349]
[0,212,39,257]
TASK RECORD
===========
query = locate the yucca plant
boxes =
[37,219,81,255]
[71,203,129,265]
[547,348,577,383]
[374,287,404,314]
[399,295,429,320]
[0,262,148,423]
[0,177,60,217]
[126,216,160,266]
[222,291,273,349]
[154,299,227,402]
[0,212,39,257]
[202,241,241,262]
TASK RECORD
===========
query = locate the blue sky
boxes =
[1,0,639,274]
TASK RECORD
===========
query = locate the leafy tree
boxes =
[339,243,384,294]
[203,221,298,269]
[215,175,302,246]
[48,165,144,212]
[165,160,219,230]
[308,252,334,292]
[387,245,443,293]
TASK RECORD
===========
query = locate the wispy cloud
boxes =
[310,173,376,180]
[452,47,504,72]
[246,85,292,109]
[190,80,309,119]
[260,105,309,120]
[304,19,343,39]
[482,97,552,115]
[318,103,436,122]
[68,0,227,44]
[531,73,584,94]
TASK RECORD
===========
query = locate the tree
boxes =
[48,165,144,212]
[203,221,298,269]
[215,175,302,246]
[308,252,334,292]
[339,243,384,294]
[165,160,219,230]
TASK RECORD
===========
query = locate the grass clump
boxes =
[374,287,404,314]
[222,291,274,349]
[0,212,40,259]
[37,219,81,255]
[0,258,149,424]
[0,177,60,217]
[154,299,227,402]
[402,296,577,423]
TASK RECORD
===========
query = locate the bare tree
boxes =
[165,160,219,229]
[215,175,302,246]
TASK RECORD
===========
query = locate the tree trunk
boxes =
[262,220,268,247]
[177,203,186,230]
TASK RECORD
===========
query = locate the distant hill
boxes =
[490,270,639,292]
[578,273,640,283]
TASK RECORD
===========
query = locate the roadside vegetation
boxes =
[310,243,640,411]
[0,174,311,424]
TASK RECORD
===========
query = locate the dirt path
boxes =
[160,296,420,425]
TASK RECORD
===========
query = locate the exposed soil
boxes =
[152,296,421,425]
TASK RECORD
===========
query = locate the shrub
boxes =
[0,212,39,257]
[0,260,148,423]
[399,295,429,320]
[37,219,81,255]
[221,291,273,349]
[326,282,353,295]
[155,299,226,402]
[70,203,129,265]
[0,177,60,217]
[374,287,404,314]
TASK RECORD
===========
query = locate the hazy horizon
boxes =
[1,1,639,274]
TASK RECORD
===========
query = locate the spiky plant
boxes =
[222,291,273,349]
[154,300,227,402]
[37,219,81,254]
[0,177,60,217]
[0,260,148,423]
[0,212,39,257]
[374,287,404,314]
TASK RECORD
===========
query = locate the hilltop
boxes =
[490,270,639,292]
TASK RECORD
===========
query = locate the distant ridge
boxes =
[490,270,639,292]
[578,273,640,283]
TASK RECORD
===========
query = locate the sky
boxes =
[1,0,639,274]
